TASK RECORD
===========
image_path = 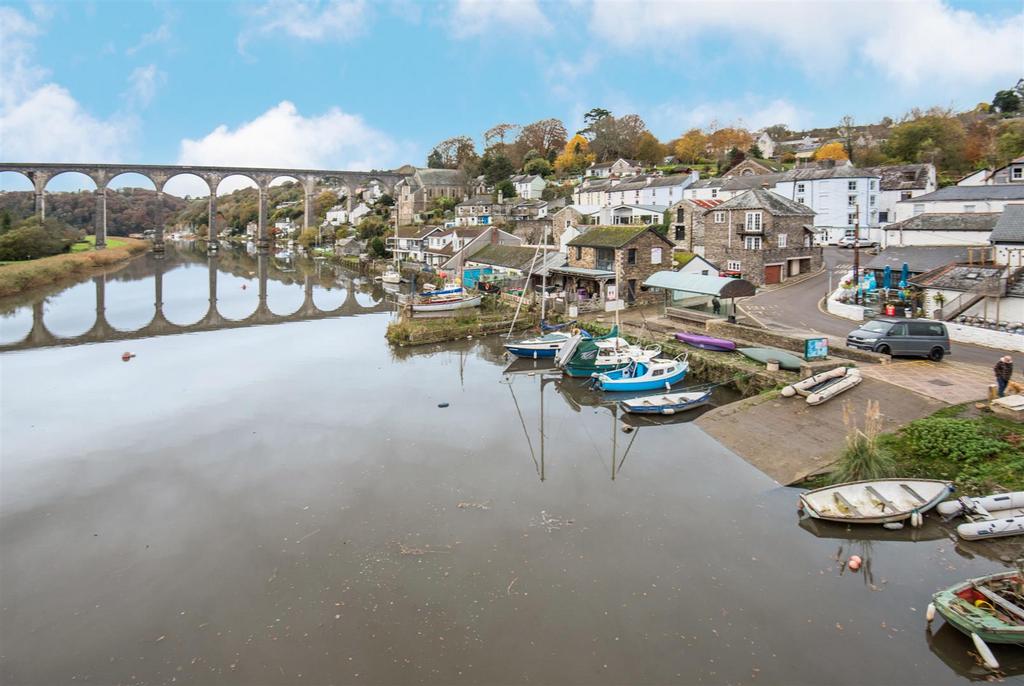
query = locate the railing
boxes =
[937,271,1008,320]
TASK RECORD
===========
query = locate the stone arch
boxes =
[101,172,162,249]
[268,174,305,240]
[0,170,34,192]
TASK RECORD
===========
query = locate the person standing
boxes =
[994,355,1013,397]
[712,297,721,315]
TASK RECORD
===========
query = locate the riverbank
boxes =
[0,237,148,298]
[386,299,538,346]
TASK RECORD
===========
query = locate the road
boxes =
[740,247,1005,370]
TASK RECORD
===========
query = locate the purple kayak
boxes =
[674,331,737,352]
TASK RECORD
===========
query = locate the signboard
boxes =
[604,299,625,312]
[606,283,618,301]
[804,337,829,361]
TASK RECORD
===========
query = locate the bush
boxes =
[901,418,1005,463]
[831,400,895,483]
[0,222,76,261]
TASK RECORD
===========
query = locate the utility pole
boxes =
[852,202,861,304]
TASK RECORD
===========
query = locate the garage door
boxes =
[764,264,782,285]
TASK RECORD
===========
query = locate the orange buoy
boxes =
[121,352,134,362]
[848,555,862,571]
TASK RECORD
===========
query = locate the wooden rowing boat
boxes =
[799,478,954,525]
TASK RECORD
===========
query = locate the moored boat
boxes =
[799,478,954,525]
[619,388,712,414]
[411,295,482,312]
[674,331,736,352]
[504,331,577,359]
[381,265,401,284]
[781,366,862,405]
[927,571,1024,654]
[593,356,689,392]
[937,491,1024,541]
[737,347,804,371]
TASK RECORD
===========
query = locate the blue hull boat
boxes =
[594,356,689,392]
[505,328,591,359]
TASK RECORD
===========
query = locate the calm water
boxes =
[1,245,1022,685]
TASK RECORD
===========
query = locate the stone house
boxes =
[727,158,782,177]
[394,168,470,225]
[507,206,583,252]
[556,225,674,304]
[668,198,724,256]
[703,188,821,286]
[455,195,507,226]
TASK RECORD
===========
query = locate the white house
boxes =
[510,174,547,199]
[274,218,297,234]
[683,174,782,202]
[894,185,1024,223]
[861,163,936,224]
[772,165,881,243]
[349,203,373,224]
[640,172,699,206]
[990,205,1024,266]
[882,213,1000,248]
[588,158,642,178]
[593,204,666,226]
[387,225,442,262]
[573,177,617,211]
[754,130,776,158]
[956,169,990,187]
[325,205,348,226]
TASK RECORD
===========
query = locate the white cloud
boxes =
[177,101,408,193]
[0,7,133,164]
[126,23,172,56]
[126,64,166,108]
[238,0,368,53]
[450,0,552,39]
[588,0,1024,87]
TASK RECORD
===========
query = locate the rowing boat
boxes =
[799,478,954,525]
[619,389,712,414]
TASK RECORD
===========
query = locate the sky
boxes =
[1,0,1022,196]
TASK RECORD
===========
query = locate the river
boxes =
[1,244,1021,685]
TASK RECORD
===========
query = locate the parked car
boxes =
[845,317,950,361]
[837,236,878,249]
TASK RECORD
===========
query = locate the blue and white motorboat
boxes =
[619,388,713,415]
[593,355,689,392]
[504,326,592,359]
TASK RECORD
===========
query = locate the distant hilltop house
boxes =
[587,158,643,179]
[776,135,821,162]
[725,158,783,177]
[700,188,821,286]
[325,205,348,226]
[957,156,1024,187]
[394,168,470,225]
[860,163,936,223]
[754,130,776,159]
[572,172,698,214]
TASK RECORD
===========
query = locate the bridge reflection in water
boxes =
[0,246,393,352]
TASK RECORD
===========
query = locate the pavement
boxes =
[696,376,946,485]
[739,247,1011,370]
[858,359,991,405]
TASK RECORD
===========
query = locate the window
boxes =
[913,204,925,216]
[711,188,719,198]
[651,247,663,263]
[777,233,787,248]
[964,204,976,213]
[627,248,637,264]
[869,180,877,190]
[901,191,913,201]
[1013,167,1023,180]
[909,322,945,336]
[744,211,762,231]
[574,246,582,260]
[726,260,741,271]
[848,180,857,191]
[889,323,908,336]
[795,196,805,205]
[879,211,889,223]
[848,194,857,207]
[848,213,858,226]
[674,226,686,240]
[796,183,806,193]
[713,211,725,223]
[744,235,762,250]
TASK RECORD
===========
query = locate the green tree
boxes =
[747,143,764,159]
[0,211,11,234]
[369,236,387,257]
[356,214,389,240]
[426,149,444,168]
[523,157,552,176]
[479,152,515,184]
[885,111,967,171]
[995,120,1024,166]
[297,227,320,248]
[992,89,1022,114]
[493,179,516,200]
[0,216,77,261]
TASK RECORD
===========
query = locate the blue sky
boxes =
[1,0,1022,195]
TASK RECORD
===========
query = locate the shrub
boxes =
[831,400,895,483]
[901,418,1005,463]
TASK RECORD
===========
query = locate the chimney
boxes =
[490,226,497,245]
[497,190,503,204]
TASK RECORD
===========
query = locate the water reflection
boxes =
[927,621,1024,681]
[0,243,393,350]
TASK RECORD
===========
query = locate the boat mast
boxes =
[540,225,548,323]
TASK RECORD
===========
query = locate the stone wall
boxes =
[705,319,889,366]
[704,208,821,286]
[617,231,673,304]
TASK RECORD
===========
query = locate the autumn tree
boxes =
[673,129,708,163]
[513,118,568,165]
[884,110,967,171]
[523,157,552,176]
[554,134,596,176]
[589,113,650,161]
[429,136,478,170]
[707,127,753,157]
[484,123,519,147]
[635,131,666,166]
[814,142,850,161]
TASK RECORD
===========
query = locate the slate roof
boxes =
[646,173,694,187]
[510,174,542,183]
[591,158,641,169]
[861,246,972,273]
[410,168,467,190]
[712,189,815,216]
[777,165,879,181]
[885,213,1000,233]
[912,264,1005,291]
[567,225,669,248]
[465,244,554,271]
[456,195,495,207]
[393,225,439,239]
[609,175,652,192]
[861,164,932,191]
[901,185,1024,203]
[990,205,1024,243]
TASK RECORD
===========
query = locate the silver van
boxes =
[846,317,951,361]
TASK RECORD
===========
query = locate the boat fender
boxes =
[971,633,1000,671]
[926,602,936,624]
[571,327,581,336]
[847,555,862,571]
[661,408,675,415]
[780,386,797,397]
[910,510,923,528]
[664,381,671,390]
[882,522,904,530]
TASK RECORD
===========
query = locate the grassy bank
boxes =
[879,404,1024,495]
[0,237,149,298]
[386,299,538,346]
[70,235,128,253]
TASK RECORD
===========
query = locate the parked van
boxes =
[845,317,951,361]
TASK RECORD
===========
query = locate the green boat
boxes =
[928,571,1024,647]
[558,327,662,378]
[737,347,805,371]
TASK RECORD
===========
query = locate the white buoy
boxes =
[926,603,936,624]
[971,632,1000,671]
